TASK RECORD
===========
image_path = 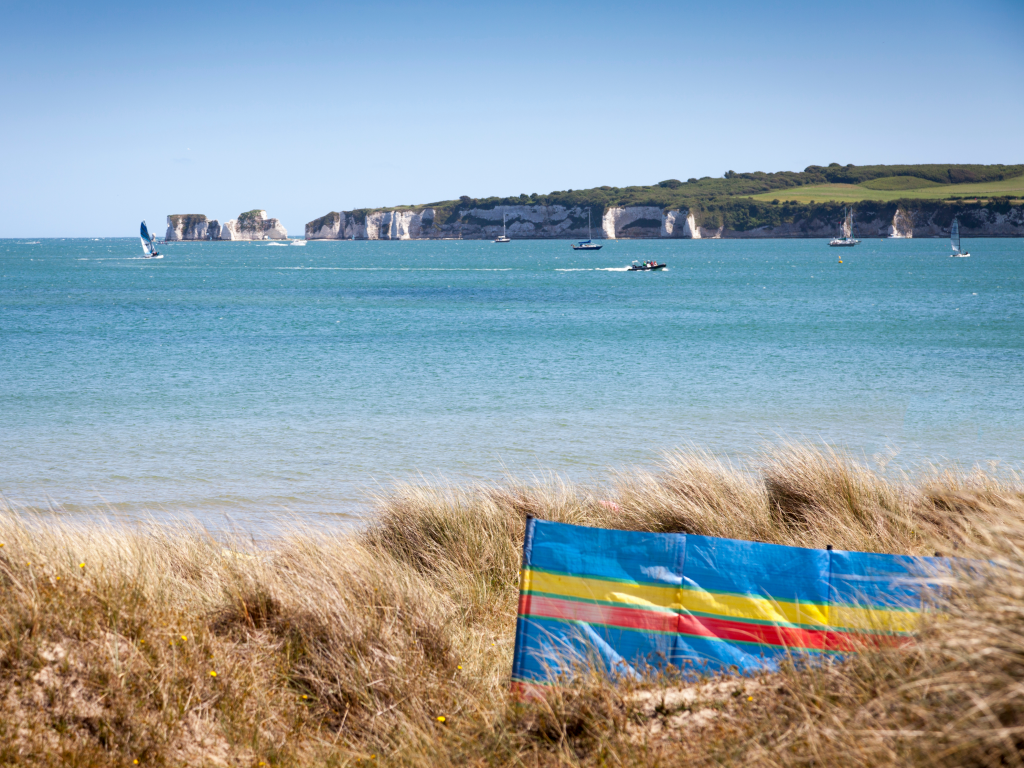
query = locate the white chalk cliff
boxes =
[303,203,1024,241]
[889,208,914,239]
[166,211,287,240]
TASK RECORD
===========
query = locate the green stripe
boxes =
[526,565,913,611]
[521,613,835,655]
[524,588,832,632]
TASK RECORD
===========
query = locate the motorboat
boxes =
[628,260,666,271]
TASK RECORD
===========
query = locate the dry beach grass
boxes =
[2,444,1024,766]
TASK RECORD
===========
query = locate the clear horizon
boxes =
[2,0,1022,238]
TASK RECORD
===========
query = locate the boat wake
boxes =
[273,267,515,271]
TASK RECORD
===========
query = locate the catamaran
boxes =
[571,208,602,251]
[139,221,162,259]
[950,216,970,257]
[494,212,511,243]
[829,207,860,247]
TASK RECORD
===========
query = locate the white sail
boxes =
[140,220,159,256]
[951,217,960,254]
[842,208,853,239]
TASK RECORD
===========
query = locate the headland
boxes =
[303,163,1024,240]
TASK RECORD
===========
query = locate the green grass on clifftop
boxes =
[749,174,1024,204]
[860,176,945,191]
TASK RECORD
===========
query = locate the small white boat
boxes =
[829,207,860,247]
[494,213,511,243]
[571,208,603,251]
[140,221,162,259]
[950,216,970,257]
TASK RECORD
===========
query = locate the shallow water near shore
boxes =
[1,236,1021,530]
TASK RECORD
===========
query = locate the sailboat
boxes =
[950,216,970,257]
[139,221,163,259]
[571,208,602,250]
[494,212,511,243]
[829,207,860,247]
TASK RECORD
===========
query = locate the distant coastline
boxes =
[295,163,1023,241]
[161,164,1024,242]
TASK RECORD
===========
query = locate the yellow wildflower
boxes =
[436,715,446,723]
[209,671,217,677]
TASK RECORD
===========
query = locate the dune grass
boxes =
[2,444,1024,766]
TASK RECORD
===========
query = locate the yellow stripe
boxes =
[524,568,677,612]
[523,569,918,633]
[830,604,920,634]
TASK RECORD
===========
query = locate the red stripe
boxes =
[521,594,909,651]
[524,594,680,634]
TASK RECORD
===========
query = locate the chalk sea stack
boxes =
[166,210,287,241]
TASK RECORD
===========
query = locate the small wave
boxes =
[264,242,289,247]
[597,267,630,272]
[290,241,307,246]
[23,241,40,245]
[555,268,594,272]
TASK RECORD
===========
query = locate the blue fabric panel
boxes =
[830,549,943,609]
[682,534,830,605]
[513,616,676,683]
[528,518,684,586]
[674,633,817,675]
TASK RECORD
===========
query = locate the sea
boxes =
[1,236,1021,531]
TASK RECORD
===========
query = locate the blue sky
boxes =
[2,0,1021,237]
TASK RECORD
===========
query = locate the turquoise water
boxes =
[1,237,1021,528]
